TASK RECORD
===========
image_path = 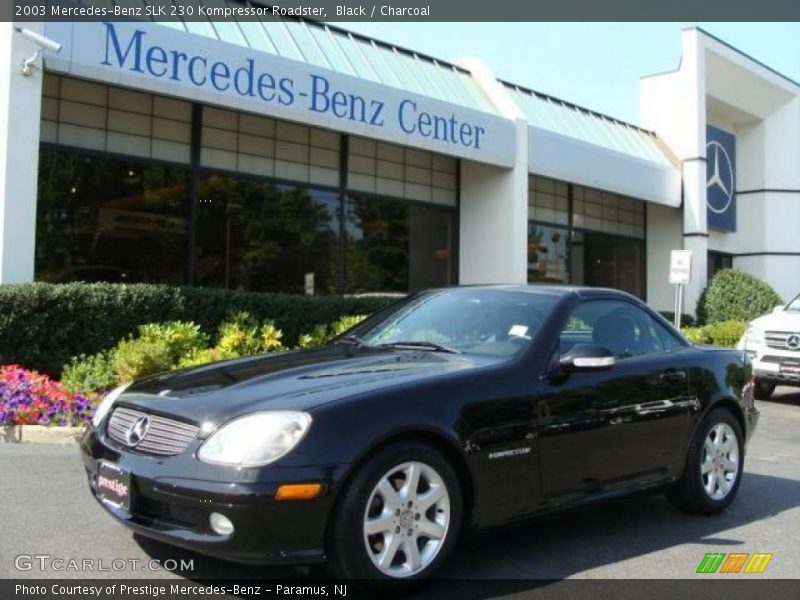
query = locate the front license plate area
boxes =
[780,362,800,377]
[97,460,131,511]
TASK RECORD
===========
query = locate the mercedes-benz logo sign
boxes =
[787,334,800,351]
[706,140,734,215]
[125,415,150,447]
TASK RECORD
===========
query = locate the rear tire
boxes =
[667,407,744,515]
[754,379,775,401]
[326,441,463,591]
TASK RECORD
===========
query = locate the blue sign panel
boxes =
[706,125,736,232]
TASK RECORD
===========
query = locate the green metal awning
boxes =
[505,82,675,167]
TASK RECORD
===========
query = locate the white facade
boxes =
[0,22,797,315]
[641,28,800,310]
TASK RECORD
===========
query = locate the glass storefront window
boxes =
[36,148,455,295]
[409,204,454,291]
[708,251,733,281]
[36,149,189,284]
[345,195,409,293]
[345,195,454,294]
[195,174,340,294]
[529,175,569,226]
[528,223,569,284]
[571,230,644,298]
[528,174,648,298]
[38,82,460,295]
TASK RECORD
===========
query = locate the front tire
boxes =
[327,441,463,589]
[754,379,775,400]
[667,408,744,514]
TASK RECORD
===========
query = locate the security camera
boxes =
[16,28,62,53]
[15,27,62,77]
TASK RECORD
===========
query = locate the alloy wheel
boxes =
[700,422,739,500]
[362,461,451,578]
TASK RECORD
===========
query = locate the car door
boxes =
[536,299,698,501]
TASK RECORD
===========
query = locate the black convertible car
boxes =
[81,285,759,583]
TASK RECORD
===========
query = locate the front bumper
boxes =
[79,427,346,565]
[751,353,800,386]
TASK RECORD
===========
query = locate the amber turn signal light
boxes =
[275,483,322,501]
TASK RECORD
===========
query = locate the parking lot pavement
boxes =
[1,390,798,582]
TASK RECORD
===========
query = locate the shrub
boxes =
[177,348,238,369]
[259,321,284,351]
[330,314,369,337]
[137,322,208,365]
[112,338,174,382]
[707,320,747,348]
[62,321,207,392]
[61,351,118,394]
[217,312,263,356]
[697,269,782,324]
[297,314,369,348]
[680,321,747,348]
[62,312,300,390]
[681,326,711,345]
[0,283,395,375]
[216,312,285,356]
[297,325,330,349]
[0,365,93,426]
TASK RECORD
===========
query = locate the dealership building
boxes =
[1,17,798,315]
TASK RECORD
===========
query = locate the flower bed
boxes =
[0,365,94,426]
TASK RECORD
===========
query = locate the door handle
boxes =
[660,369,687,381]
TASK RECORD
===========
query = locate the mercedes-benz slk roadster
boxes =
[81,285,759,585]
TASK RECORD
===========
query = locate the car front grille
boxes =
[107,407,199,456]
[765,331,800,351]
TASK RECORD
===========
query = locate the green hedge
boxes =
[681,320,747,348]
[0,283,396,376]
[697,269,782,325]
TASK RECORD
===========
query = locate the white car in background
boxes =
[738,293,800,399]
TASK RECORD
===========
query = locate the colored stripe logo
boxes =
[697,552,773,574]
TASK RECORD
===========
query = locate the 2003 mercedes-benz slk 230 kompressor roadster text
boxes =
[81,285,759,586]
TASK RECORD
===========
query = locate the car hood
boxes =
[751,311,800,332]
[115,345,496,426]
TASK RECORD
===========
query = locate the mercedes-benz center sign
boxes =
[42,21,517,168]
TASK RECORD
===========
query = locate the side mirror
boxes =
[559,344,616,373]
[772,305,785,314]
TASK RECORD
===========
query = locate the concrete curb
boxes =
[0,425,83,445]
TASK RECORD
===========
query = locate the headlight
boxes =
[91,383,130,428]
[197,411,312,467]
[740,324,765,349]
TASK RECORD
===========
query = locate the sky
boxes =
[337,22,800,125]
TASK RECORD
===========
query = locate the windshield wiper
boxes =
[377,341,462,354]
[333,334,373,348]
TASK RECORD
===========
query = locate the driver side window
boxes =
[560,300,681,359]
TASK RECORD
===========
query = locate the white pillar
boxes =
[682,159,709,315]
[678,32,709,316]
[641,30,708,317]
[0,22,44,283]
[457,59,529,284]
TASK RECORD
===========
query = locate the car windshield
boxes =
[355,289,559,357]
[786,294,800,312]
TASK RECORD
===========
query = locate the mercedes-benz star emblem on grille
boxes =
[125,415,151,447]
[787,334,800,350]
